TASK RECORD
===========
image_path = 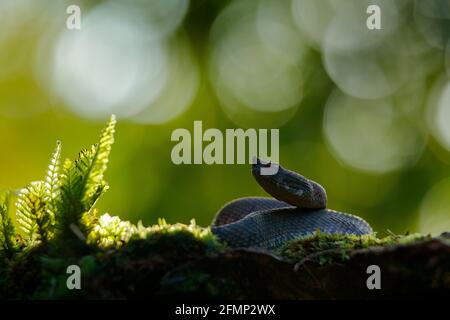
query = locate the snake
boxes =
[211,159,373,250]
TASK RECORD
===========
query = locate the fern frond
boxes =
[85,182,109,213]
[55,116,116,237]
[16,181,53,245]
[0,191,17,258]
[44,140,61,225]
[81,114,116,207]
[56,158,82,235]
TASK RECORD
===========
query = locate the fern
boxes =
[0,116,117,248]
[16,181,52,245]
[57,158,84,236]
[81,114,116,207]
[14,141,64,246]
[0,191,17,258]
[56,115,116,237]
[44,141,61,228]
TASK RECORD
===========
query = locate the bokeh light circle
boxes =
[51,1,170,120]
[256,0,305,66]
[414,0,450,50]
[419,177,450,235]
[117,0,189,39]
[131,36,199,124]
[323,42,411,100]
[323,90,427,173]
[292,0,399,50]
[209,0,306,125]
[427,79,450,151]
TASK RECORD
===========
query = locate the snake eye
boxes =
[252,157,272,172]
[279,171,311,193]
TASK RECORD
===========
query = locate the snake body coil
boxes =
[211,160,373,250]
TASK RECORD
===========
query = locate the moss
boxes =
[1,116,446,299]
[86,215,221,251]
[0,218,445,299]
[278,231,430,264]
[0,215,225,299]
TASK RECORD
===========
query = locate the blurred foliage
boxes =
[0,0,450,237]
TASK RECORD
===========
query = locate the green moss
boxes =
[86,215,221,251]
[0,218,223,299]
[278,231,429,264]
[0,116,225,299]
[82,214,216,259]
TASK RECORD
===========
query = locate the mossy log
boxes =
[1,222,449,299]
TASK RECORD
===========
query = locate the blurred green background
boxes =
[1,0,450,236]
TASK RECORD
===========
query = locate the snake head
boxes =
[252,158,327,209]
[251,156,279,176]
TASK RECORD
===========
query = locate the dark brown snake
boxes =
[211,160,373,250]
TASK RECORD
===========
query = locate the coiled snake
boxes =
[211,160,373,250]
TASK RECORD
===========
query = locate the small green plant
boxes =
[6,115,116,251]
[0,115,219,299]
[0,191,17,259]
[0,115,217,266]
[56,114,115,240]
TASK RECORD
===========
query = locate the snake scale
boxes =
[211,160,373,250]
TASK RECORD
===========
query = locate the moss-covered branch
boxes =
[1,116,448,299]
[2,222,449,299]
